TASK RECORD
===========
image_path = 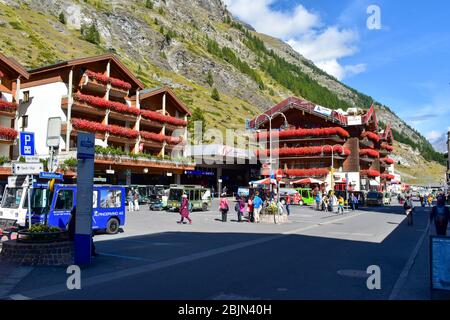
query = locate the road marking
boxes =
[328,232,375,237]
[388,216,430,300]
[11,211,364,299]
[9,294,31,300]
[96,252,156,262]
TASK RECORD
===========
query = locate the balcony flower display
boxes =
[381,157,395,165]
[85,70,132,91]
[74,93,140,116]
[361,131,380,143]
[0,100,17,112]
[140,131,183,145]
[381,143,394,152]
[257,127,350,140]
[0,127,18,140]
[71,119,139,139]
[381,173,395,180]
[360,169,381,177]
[257,145,350,157]
[140,109,187,126]
[359,149,380,158]
[284,168,330,177]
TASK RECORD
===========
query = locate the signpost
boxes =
[19,132,35,157]
[75,132,95,265]
[39,172,63,180]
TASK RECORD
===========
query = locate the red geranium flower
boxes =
[284,168,330,177]
[257,127,350,140]
[360,169,380,177]
[0,100,17,112]
[360,149,380,158]
[362,131,380,143]
[0,127,18,140]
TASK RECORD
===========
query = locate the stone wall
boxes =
[0,241,74,266]
[259,214,289,224]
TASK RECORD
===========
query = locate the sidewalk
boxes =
[394,210,450,300]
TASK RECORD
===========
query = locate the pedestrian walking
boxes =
[315,192,321,211]
[253,191,263,223]
[219,193,229,222]
[430,195,450,236]
[285,194,291,216]
[177,194,192,224]
[247,195,254,222]
[322,195,329,212]
[337,196,345,214]
[127,189,134,212]
[404,195,414,226]
[427,194,433,207]
[133,189,140,211]
[234,197,244,222]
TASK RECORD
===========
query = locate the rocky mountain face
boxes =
[0,0,445,182]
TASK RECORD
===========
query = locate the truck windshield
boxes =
[169,189,183,201]
[24,188,51,214]
[1,187,24,209]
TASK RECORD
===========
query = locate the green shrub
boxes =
[145,0,153,9]
[81,22,101,45]
[28,224,61,233]
[211,88,220,101]
[58,12,66,24]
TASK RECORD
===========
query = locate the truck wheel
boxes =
[202,203,208,211]
[106,218,120,234]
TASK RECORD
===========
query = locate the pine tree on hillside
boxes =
[211,88,220,101]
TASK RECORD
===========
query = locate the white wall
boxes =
[19,82,68,156]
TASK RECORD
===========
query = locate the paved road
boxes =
[4,200,433,300]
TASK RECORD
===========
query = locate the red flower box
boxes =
[284,168,330,177]
[381,173,395,180]
[362,131,380,143]
[74,93,140,116]
[0,127,18,140]
[257,146,350,157]
[381,143,394,152]
[72,119,138,138]
[257,127,350,140]
[140,109,187,127]
[86,70,132,91]
[140,131,183,145]
[360,169,380,177]
[381,157,394,165]
[0,100,17,112]
[359,149,380,158]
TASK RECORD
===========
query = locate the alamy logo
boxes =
[367,5,381,30]
[66,265,81,290]
[366,265,381,290]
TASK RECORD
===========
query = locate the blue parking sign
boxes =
[19,132,35,156]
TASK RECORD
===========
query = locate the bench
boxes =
[0,218,18,241]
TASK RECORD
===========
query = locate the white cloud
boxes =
[427,130,443,142]
[224,0,365,80]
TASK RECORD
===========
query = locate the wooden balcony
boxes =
[80,75,108,95]
[94,154,195,172]
[61,97,105,117]
[109,86,129,99]
[140,137,164,149]
[108,109,137,123]
[139,116,163,130]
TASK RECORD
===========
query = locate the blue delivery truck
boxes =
[27,184,126,234]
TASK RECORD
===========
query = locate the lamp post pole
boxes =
[322,144,346,193]
[255,112,288,202]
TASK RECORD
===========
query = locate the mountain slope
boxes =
[0,0,445,182]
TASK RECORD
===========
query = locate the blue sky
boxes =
[224,0,450,145]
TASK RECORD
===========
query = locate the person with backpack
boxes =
[337,196,345,214]
[219,193,229,222]
[404,195,414,226]
[430,195,450,236]
[177,194,192,224]
[235,197,245,222]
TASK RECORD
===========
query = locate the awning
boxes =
[369,180,380,186]
[249,178,285,185]
[290,178,324,185]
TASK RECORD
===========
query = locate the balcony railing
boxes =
[82,70,131,98]
[256,127,350,140]
[0,126,18,143]
[256,146,350,158]
[0,100,17,118]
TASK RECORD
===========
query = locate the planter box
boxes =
[259,214,289,224]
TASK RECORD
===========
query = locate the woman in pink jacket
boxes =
[219,193,229,222]
[177,194,192,224]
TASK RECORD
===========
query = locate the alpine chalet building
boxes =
[250,97,395,192]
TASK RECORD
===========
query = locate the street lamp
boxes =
[254,111,289,201]
[321,144,347,193]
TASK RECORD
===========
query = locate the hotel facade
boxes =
[0,53,194,185]
[251,97,395,193]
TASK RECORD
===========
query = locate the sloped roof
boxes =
[28,53,144,89]
[135,86,191,116]
[0,53,30,79]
